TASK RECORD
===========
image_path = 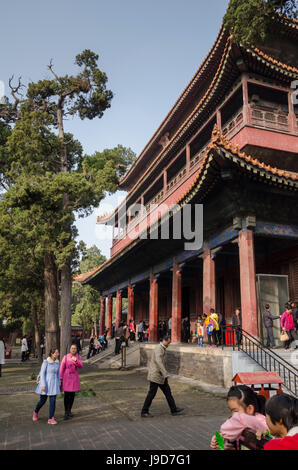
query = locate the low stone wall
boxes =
[140,343,233,388]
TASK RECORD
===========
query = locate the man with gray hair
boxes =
[141,336,183,417]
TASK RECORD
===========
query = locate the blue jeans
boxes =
[35,395,56,419]
[197,336,203,347]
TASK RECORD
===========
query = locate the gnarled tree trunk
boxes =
[44,253,59,356]
[60,258,72,357]
[32,302,42,364]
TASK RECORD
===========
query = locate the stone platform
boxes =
[140,343,234,389]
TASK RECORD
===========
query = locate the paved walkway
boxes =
[0,362,230,450]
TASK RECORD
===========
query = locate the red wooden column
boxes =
[238,230,258,337]
[115,289,122,329]
[99,296,106,335]
[186,144,191,173]
[149,275,159,342]
[242,73,250,125]
[172,263,182,343]
[106,295,113,338]
[128,285,135,323]
[202,249,216,315]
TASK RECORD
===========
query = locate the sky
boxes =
[1,0,229,259]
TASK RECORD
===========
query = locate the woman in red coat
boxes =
[264,394,298,450]
[60,344,83,419]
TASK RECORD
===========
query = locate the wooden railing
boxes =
[250,106,289,132]
[112,105,298,247]
[222,110,244,138]
[222,105,296,139]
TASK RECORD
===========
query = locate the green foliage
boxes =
[79,245,106,273]
[223,0,297,45]
[72,245,106,331]
[0,49,136,342]
[83,145,136,180]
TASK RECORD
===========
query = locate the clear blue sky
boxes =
[1,0,229,259]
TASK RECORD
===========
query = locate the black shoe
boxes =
[64,414,70,420]
[141,412,153,418]
[171,408,184,415]
[68,412,74,418]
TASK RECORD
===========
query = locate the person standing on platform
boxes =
[182,317,191,343]
[0,337,5,377]
[232,308,242,346]
[281,304,298,350]
[217,312,224,345]
[210,310,220,347]
[141,336,184,418]
[196,321,204,348]
[138,320,144,342]
[263,304,281,349]
[60,344,83,419]
[203,313,212,347]
[115,322,125,354]
[129,319,136,342]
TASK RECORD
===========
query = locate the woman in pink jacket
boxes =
[60,344,83,419]
[280,304,298,350]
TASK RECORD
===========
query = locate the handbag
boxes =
[280,331,289,342]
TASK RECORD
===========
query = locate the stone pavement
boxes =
[0,362,230,450]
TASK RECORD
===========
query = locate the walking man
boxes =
[141,336,183,417]
[263,304,281,349]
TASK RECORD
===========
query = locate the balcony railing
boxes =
[112,104,298,248]
[250,106,289,132]
[222,109,244,139]
[223,105,297,140]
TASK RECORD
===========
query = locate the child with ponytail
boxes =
[210,385,268,450]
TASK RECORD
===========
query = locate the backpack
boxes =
[206,319,214,335]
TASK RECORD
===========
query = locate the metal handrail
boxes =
[222,326,298,397]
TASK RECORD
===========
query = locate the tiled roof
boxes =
[250,45,298,75]
[79,127,298,285]
[119,26,228,187]
[73,266,102,283]
[120,17,298,190]
[110,42,298,218]
[97,213,114,224]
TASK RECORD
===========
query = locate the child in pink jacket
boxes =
[210,385,268,450]
[60,344,83,420]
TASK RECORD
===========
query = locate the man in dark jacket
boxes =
[115,323,125,355]
[263,304,281,348]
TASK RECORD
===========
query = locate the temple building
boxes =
[76,17,298,345]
